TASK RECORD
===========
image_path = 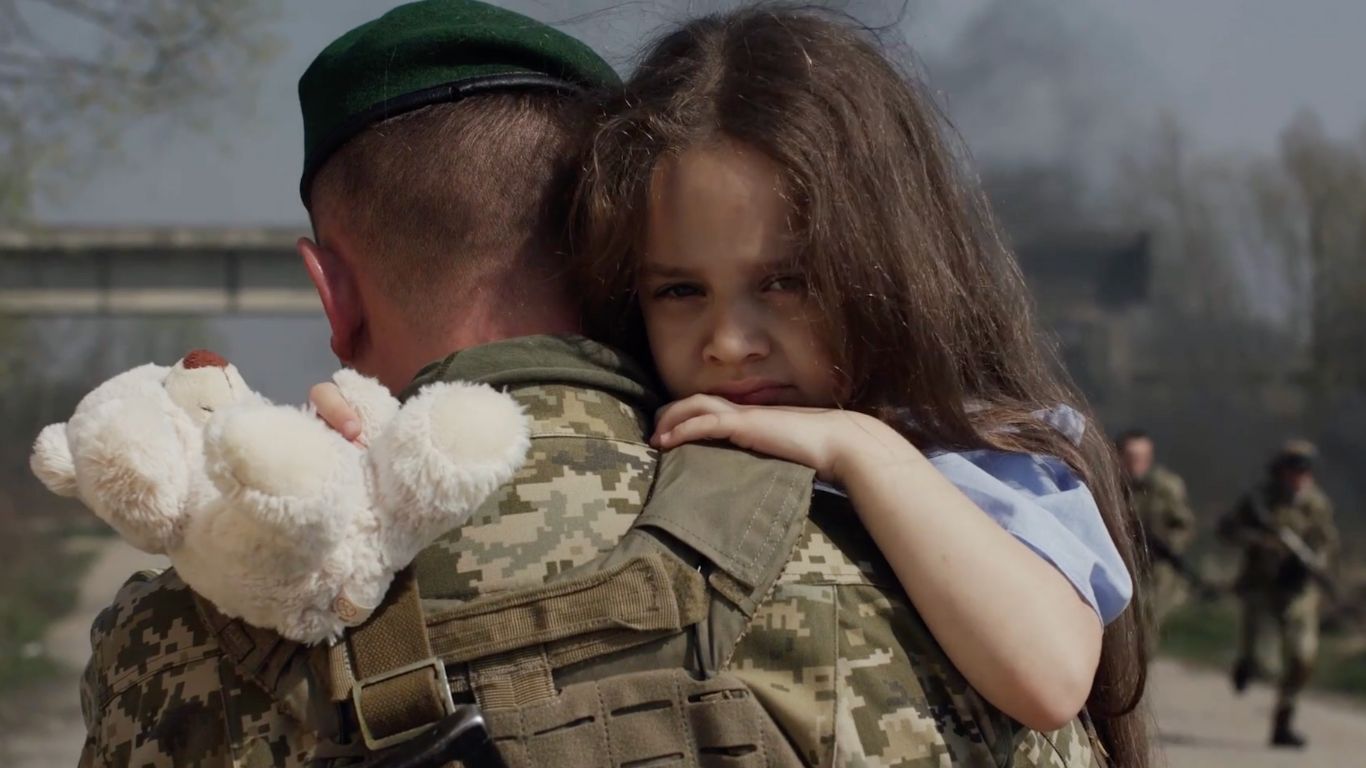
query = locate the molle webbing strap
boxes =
[335,569,455,750]
[423,553,706,664]
[469,646,556,711]
[483,668,805,768]
[426,553,706,705]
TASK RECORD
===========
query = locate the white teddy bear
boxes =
[30,349,528,645]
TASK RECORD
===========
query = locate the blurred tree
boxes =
[1108,114,1307,512]
[0,0,281,223]
[1106,110,1366,551]
[1274,111,1366,395]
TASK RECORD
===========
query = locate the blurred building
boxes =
[0,227,313,316]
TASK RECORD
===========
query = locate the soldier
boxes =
[76,2,1129,767]
[1116,429,1197,637]
[1218,439,1338,749]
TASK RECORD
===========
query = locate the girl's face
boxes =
[639,140,842,406]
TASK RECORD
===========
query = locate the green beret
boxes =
[298,0,619,204]
[1274,438,1318,471]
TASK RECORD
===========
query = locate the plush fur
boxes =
[30,351,528,644]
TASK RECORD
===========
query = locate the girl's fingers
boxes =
[656,411,739,449]
[309,382,363,443]
[653,395,736,442]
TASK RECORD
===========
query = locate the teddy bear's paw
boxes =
[329,369,400,442]
[31,423,78,498]
[73,397,192,554]
[330,591,376,628]
[205,405,359,536]
[372,382,530,551]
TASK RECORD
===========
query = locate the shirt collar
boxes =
[401,334,661,414]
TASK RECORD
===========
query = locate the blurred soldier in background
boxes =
[1218,439,1339,748]
[1118,429,1197,639]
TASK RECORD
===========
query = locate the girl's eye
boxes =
[653,283,703,300]
[763,274,807,294]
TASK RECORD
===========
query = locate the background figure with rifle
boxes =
[1217,438,1339,749]
[1118,429,1198,641]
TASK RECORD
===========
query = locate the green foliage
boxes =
[1159,597,1242,667]
[1159,597,1366,702]
[1318,648,1366,698]
[0,533,88,691]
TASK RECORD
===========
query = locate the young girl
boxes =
[570,7,1148,765]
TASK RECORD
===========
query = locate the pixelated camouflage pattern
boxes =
[79,335,1100,766]
[412,382,657,600]
[1222,479,1337,712]
[1129,465,1196,630]
[728,493,1100,767]
[79,569,315,767]
[1130,466,1195,555]
[1220,480,1338,596]
[1237,584,1320,710]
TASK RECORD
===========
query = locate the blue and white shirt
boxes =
[815,406,1133,625]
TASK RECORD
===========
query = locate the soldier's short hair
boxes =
[308,92,587,317]
[1115,428,1151,450]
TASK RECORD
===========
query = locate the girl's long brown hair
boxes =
[572,5,1150,765]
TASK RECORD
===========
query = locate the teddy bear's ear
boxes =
[31,423,78,498]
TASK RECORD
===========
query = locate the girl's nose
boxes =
[703,306,770,366]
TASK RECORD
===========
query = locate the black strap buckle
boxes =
[359,705,505,768]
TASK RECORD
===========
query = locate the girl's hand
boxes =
[652,394,907,482]
[309,381,365,445]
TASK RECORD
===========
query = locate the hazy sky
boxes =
[31,0,1366,227]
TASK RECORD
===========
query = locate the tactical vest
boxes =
[199,444,1105,768]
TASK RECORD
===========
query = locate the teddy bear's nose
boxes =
[183,349,229,370]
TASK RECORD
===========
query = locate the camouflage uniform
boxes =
[80,335,1101,767]
[1218,460,1337,745]
[1128,465,1195,635]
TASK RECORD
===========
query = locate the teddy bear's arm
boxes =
[328,369,400,444]
[31,423,78,498]
[204,404,362,549]
[370,382,530,566]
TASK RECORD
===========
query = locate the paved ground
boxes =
[1148,657,1366,767]
[3,538,1365,767]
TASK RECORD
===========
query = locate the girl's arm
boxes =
[655,396,1102,731]
[832,421,1102,731]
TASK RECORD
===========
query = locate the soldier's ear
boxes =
[298,237,363,364]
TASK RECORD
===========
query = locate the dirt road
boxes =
[0,538,165,768]
[1149,657,1366,767]
[3,538,1365,767]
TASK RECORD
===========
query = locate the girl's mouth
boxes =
[707,379,795,405]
